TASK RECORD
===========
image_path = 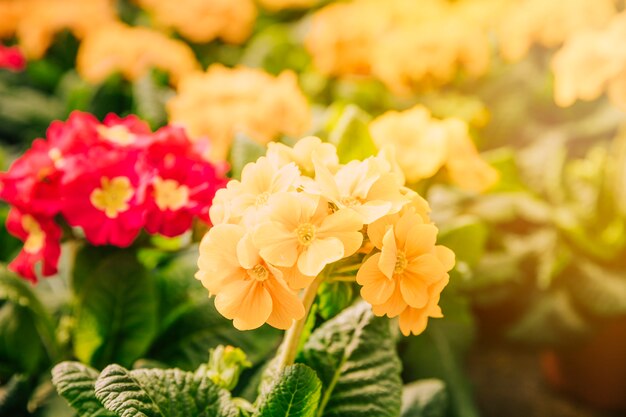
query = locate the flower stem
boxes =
[277,273,325,369]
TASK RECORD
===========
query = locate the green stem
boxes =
[277,274,325,369]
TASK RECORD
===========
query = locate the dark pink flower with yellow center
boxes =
[5,208,62,282]
[61,147,149,246]
[144,126,227,237]
[0,44,26,72]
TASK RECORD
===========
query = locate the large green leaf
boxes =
[51,362,114,417]
[147,298,280,370]
[317,281,354,320]
[253,364,321,417]
[72,248,158,368]
[401,379,447,417]
[94,364,239,417]
[299,301,402,417]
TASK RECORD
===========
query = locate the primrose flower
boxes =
[0,44,25,71]
[5,208,61,282]
[357,209,454,336]
[197,224,305,330]
[253,193,363,277]
[167,65,311,161]
[369,105,498,192]
[267,136,339,176]
[77,22,200,86]
[258,0,317,11]
[133,0,257,44]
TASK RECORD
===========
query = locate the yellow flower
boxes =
[76,22,200,86]
[267,136,339,177]
[133,0,256,44]
[552,12,626,111]
[231,157,301,226]
[397,277,449,336]
[253,192,363,276]
[3,0,116,59]
[209,181,244,226]
[258,0,318,11]
[369,105,498,192]
[313,156,407,224]
[498,0,615,62]
[196,224,305,330]
[356,210,454,335]
[167,65,311,162]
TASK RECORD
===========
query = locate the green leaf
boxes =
[438,216,488,269]
[72,248,158,368]
[0,205,21,262]
[229,133,267,180]
[0,270,58,375]
[147,298,280,370]
[401,379,447,417]
[51,362,114,417]
[317,281,353,320]
[132,71,172,129]
[323,104,377,164]
[253,364,321,417]
[299,301,402,417]
[94,364,239,417]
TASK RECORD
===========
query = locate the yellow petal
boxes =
[357,254,396,305]
[403,224,438,258]
[279,264,315,290]
[317,208,364,256]
[265,277,305,329]
[353,201,393,225]
[367,213,398,249]
[399,306,429,336]
[214,279,273,330]
[236,233,262,270]
[371,285,407,318]
[378,228,397,279]
[405,254,448,286]
[399,272,429,309]
[254,222,299,267]
[434,245,455,272]
[297,237,344,276]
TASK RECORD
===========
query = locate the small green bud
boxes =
[204,345,252,391]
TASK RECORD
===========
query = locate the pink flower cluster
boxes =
[0,111,227,282]
[0,44,26,72]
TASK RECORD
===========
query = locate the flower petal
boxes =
[265,277,305,329]
[399,272,429,309]
[297,237,344,276]
[254,222,299,267]
[214,279,272,330]
[357,254,396,305]
[378,227,397,279]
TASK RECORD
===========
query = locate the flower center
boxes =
[154,177,190,211]
[90,176,134,219]
[340,195,361,207]
[22,215,45,254]
[394,251,408,275]
[97,125,136,146]
[296,222,316,246]
[255,191,271,207]
[248,264,269,282]
[48,147,65,169]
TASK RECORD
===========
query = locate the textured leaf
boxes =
[253,364,321,417]
[401,380,447,417]
[148,298,280,370]
[94,364,239,417]
[299,301,402,417]
[51,361,114,417]
[72,248,158,368]
[317,281,353,320]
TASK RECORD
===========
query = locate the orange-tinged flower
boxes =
[258,0,317,11]
[369,105,498,192]
[313,156,407,224]
[196,224,305,330]
[267,136,339,176]
[168,65,311,162]
[133,0,256,44]
[77,22,200,86]
[397,277,449,336]
[357,210,454,335]
[253,192,363,276]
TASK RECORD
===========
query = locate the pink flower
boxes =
[61,146,149,246]
[5,208,61,282]
[143,125,227,236]
[0,44,26,72]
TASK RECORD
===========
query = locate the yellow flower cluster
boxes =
[167,65,311,162]
[498,0,616,62]
[258,0,318,11]
[305,0,494,94]
[76,22,200,86]
[369,105,498,192]
[552,12,626,112]
[197,136,454,336]
[0,0,116,59]
[133,0,257,44]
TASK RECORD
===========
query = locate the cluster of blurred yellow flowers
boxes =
[552,11,626,112]
[197,136,455,336]
[369,105,499,192]
[305,0,493,94]
[0,0,116,59]
[167,65,311,162]
[77,22,200,86]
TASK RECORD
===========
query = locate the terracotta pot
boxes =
[540,315,626,410]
